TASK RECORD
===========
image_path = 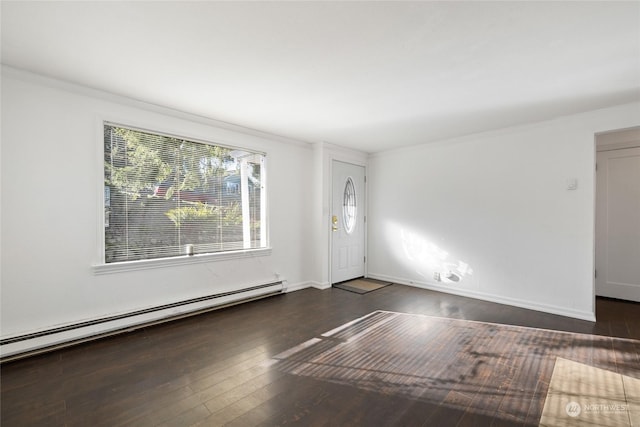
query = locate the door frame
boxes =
[594,126,640,303]
[329,158,367,285]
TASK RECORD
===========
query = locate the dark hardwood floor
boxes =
[1,284,639,426]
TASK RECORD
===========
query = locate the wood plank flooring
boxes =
[268,310,639,425]
[2,284,639,426]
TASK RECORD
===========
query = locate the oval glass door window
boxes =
[343,177,357,234]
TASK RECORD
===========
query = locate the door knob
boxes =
[332,215,338,231]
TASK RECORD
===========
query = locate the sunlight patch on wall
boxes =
[385,221,473,284]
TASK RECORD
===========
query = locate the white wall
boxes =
[2,67,638,358]
[0,69,314,354]
[367,102,640,321]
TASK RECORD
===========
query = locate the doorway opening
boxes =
[595,127,640,302]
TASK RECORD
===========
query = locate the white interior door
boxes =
[331,161,365,284]
[596,147,640,302]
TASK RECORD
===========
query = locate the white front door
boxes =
[331,161,365,284]
[596,146,640,302]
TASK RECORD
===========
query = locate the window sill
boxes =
[92,247,272,275]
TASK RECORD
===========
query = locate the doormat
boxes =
[333,279,392,294]
[268,311,640,426]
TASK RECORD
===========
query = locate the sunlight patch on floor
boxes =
[540,357,639,427]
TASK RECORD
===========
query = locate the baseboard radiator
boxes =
[0,281,284,362]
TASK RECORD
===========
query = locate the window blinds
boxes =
[104,124,265,263]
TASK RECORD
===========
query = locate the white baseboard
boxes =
[367,273,596,322]
[283,281,332,292]
[311,281,332,290]
[284,281,312,292]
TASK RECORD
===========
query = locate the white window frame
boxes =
[93,119,270,275]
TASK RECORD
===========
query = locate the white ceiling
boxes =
[2,1,639,153]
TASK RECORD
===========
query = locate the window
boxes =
[103,123,266,264]
[343,177,357,234]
